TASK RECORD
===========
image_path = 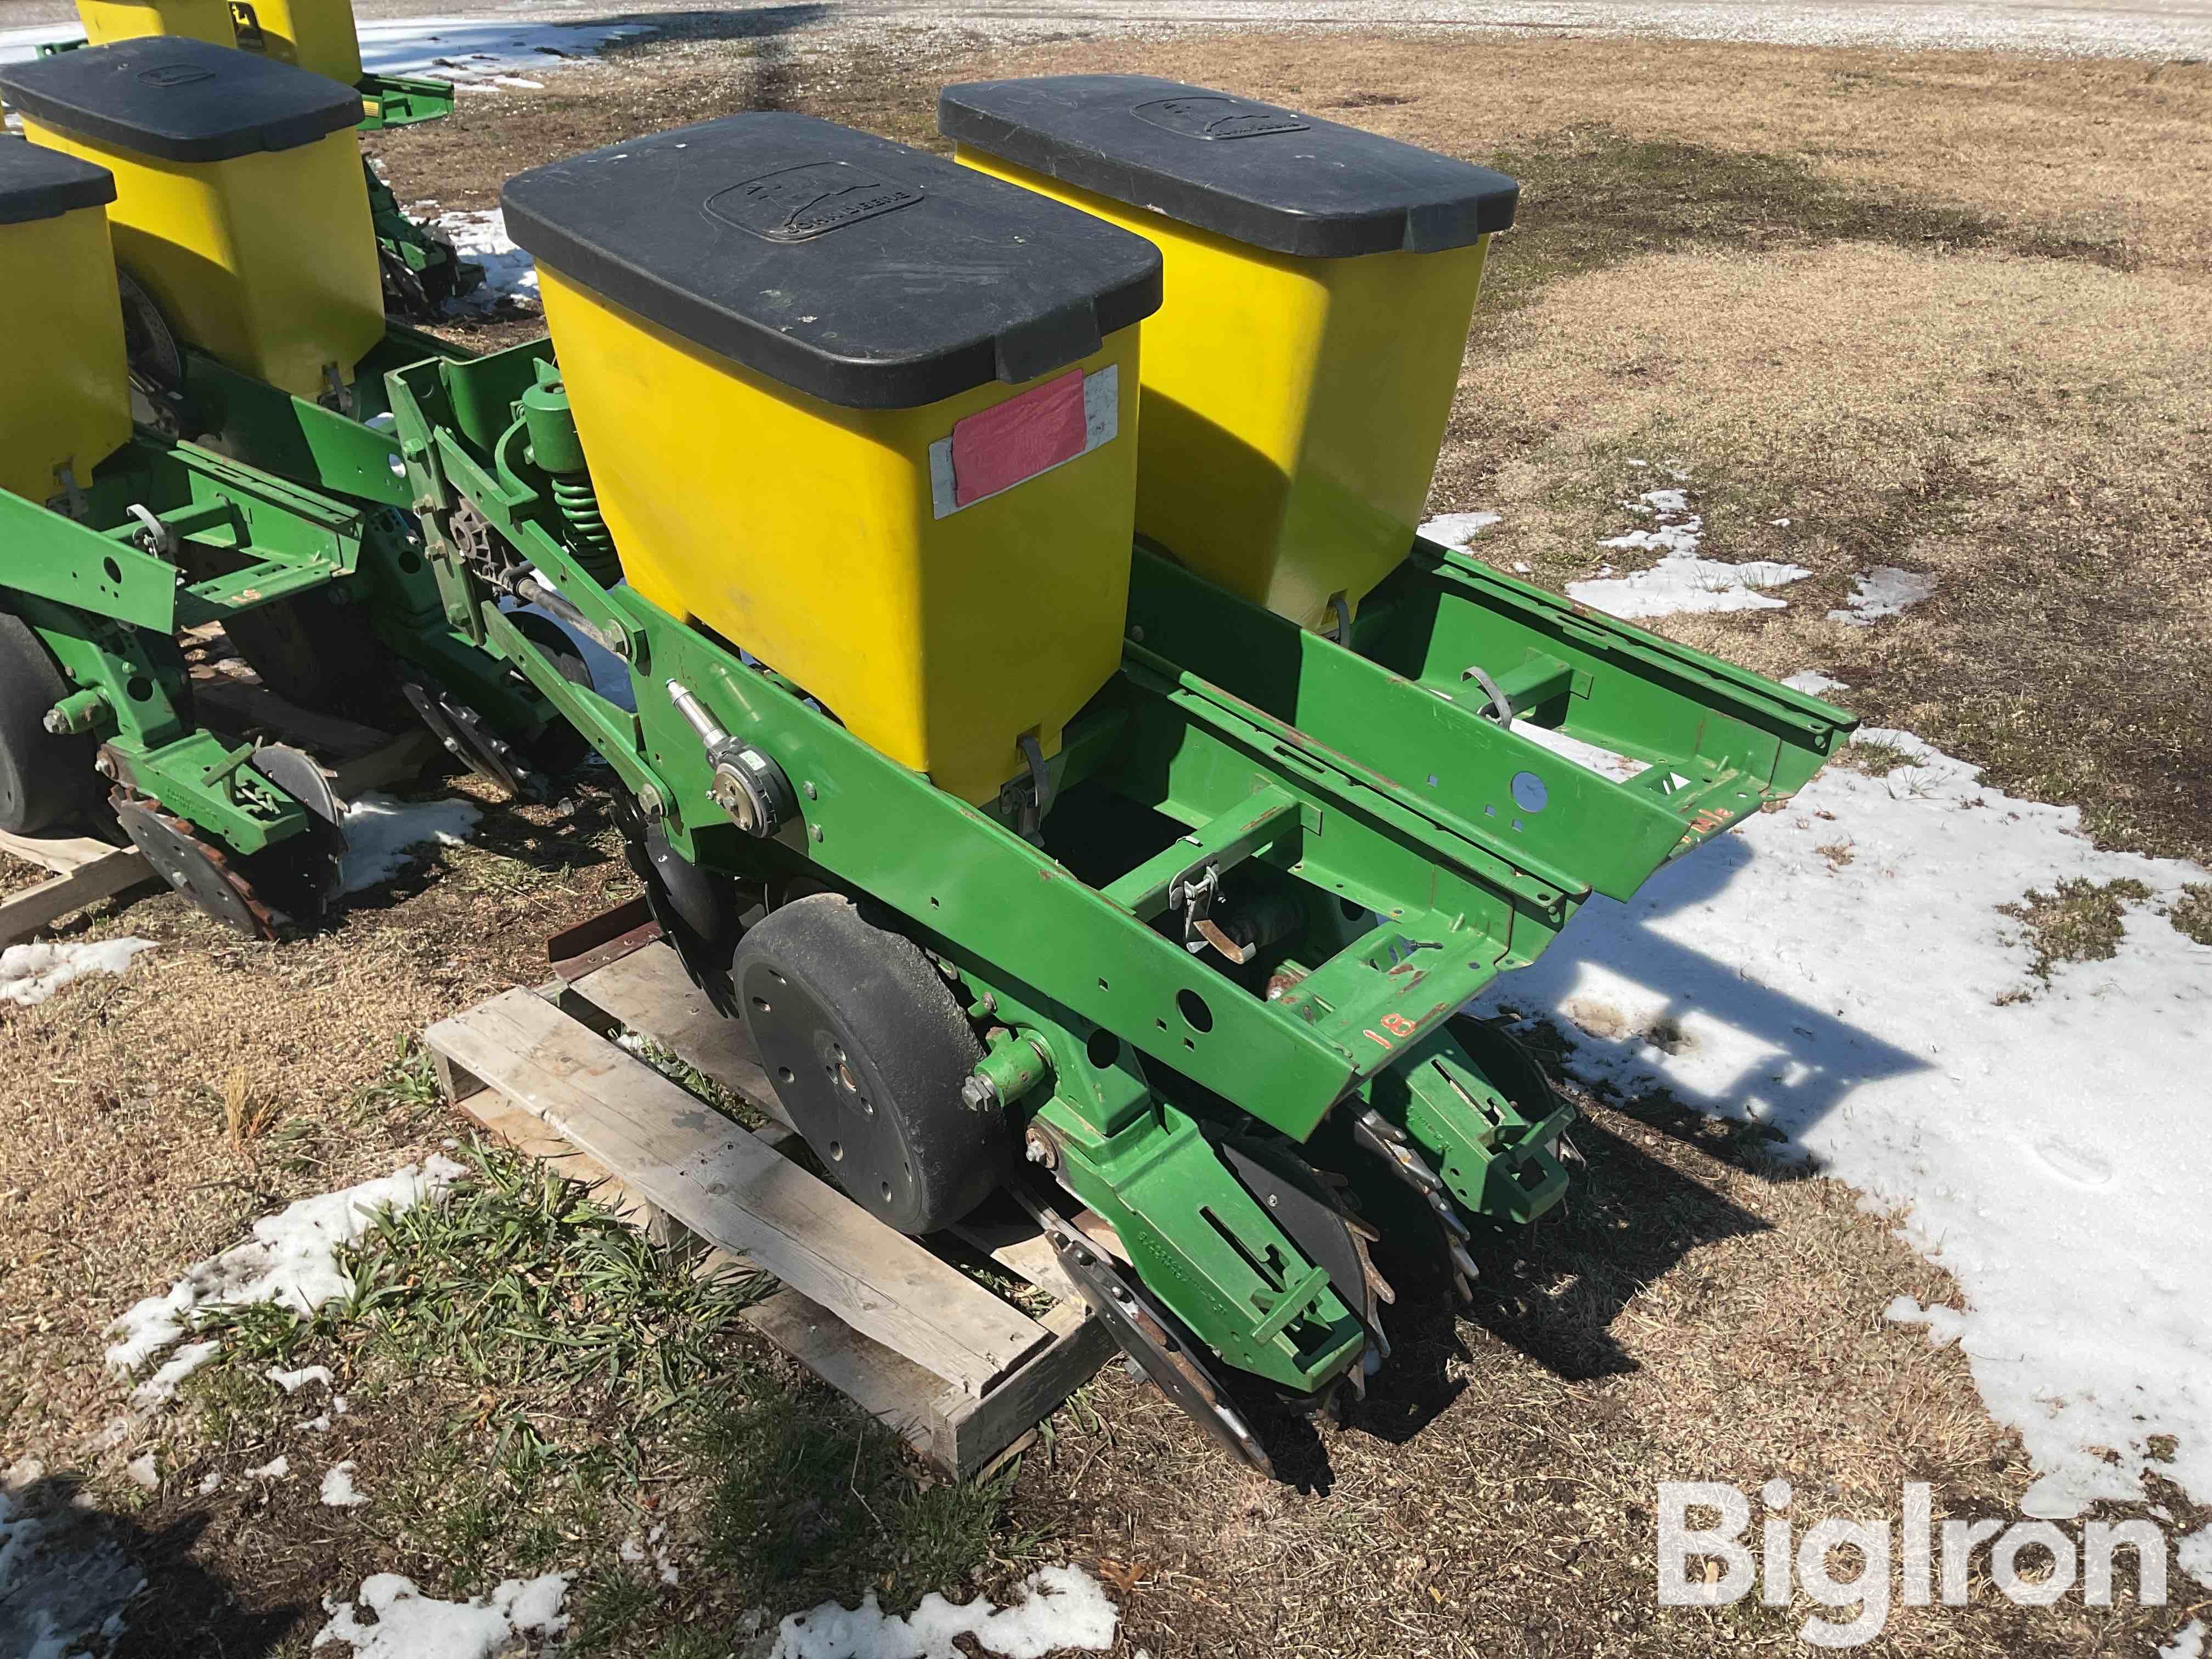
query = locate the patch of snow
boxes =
[0,938,155,1007]
[427,209,539,312]
[269,1364,334,1394]
[1770,517,1793,527]
[336,796,481,896]
[0,1486,145,1659]
[313,1571,572,1659]
[247,1455,290,1481]
[1569,554,1810,619]
[321,1464,366,1509]
[1417,511,1502,550]
[1884,1295,1969,1350]
[354,17,652,87]
[198,1472,223,1496]
[106,1156,466,1376]
[1510,718,1651,783]
[1474,727,2212,1517]
[2162,1621,2207,1659]
[2180,1525,2212,1587]
[302,1414,334,1433]
[770,1564,1118,1659]
[123,1454,158,1491]
[1830,565,1937,626]
[131,1339,221,1409]
[1782,670,1850,696]
[1568,492,1810,619]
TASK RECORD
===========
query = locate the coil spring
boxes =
[550,472,622,587]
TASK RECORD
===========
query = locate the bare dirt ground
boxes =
[5,20,2209,1659]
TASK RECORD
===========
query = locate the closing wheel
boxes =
[735,893,1006,1235]
[240,744,349,922]
[0,611,100,836]
[112,795,276,939]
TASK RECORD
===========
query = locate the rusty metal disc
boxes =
[112,794,276,939]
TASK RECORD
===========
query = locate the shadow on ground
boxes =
[1,1474,300,1659]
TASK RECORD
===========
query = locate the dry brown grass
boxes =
[1432,241,2212,859]
[7,23,2208,1658]
[1018,1090,2188,1657]
[0,777,635,1462]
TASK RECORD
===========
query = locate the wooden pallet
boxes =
[422,938,1116,1477]
[0,678,436,946]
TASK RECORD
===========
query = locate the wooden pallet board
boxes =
[425,974,1114,1474]
[0,836,158,947]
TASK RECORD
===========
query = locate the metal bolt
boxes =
[1023,1127,1057,1169]
[809,824,823,843]
[42,710,67,735]
[960,1075,997,1112]
[94,755,115,778]
[802,780,817,800]
[636,784,665,821]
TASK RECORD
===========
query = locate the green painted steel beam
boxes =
[1356,539,1858,830]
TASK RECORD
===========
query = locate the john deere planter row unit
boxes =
[45,0,479,310]
[0,47,558,926]
[0,56,1856,1469]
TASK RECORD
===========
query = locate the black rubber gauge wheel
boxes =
[0,611,100,835]
[222,589,409,727]
[735,893,1007,1235]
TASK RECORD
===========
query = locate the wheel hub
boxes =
[745,960,919,1222]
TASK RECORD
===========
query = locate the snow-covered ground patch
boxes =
[1567,490,1811,619]
[0,15,651,72]
[338,794,481,895]
[1783,670,1850,697]
[321,1463,368,1508]
[1830,565,1938,625]
[358,16,652,88]
[1511,718,1651,782]
[770,1564,1118,1659]
[0,1474,145,1659]
[1474,725,2212,1520]
[427,208,539,309]
[1418,510,1503,550]
[106,1156,466,1379]
[0,937,155,1007]
[314,1571,573,1659]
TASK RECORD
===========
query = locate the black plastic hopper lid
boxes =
[0,136,115,225]
[0,38,366,165]
[937,75,1519,258]
[500,113,1165,411]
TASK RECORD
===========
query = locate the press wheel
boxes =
[734,894,1006,1235]
[0,610,99,835]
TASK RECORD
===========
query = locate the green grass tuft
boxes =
[1998,877,2154,983]
[2166,884,2212,947]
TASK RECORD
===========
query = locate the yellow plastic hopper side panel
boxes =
[958,150,1488,632]
[0,205,131,503]
[22,119,384,399]
[229,0,366,86]
[76,0,237,48]
[537,268,1144,806]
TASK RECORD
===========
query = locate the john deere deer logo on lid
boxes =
[1131,96,1308,141]
[706,161,922,242]
[135,63,218,88]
